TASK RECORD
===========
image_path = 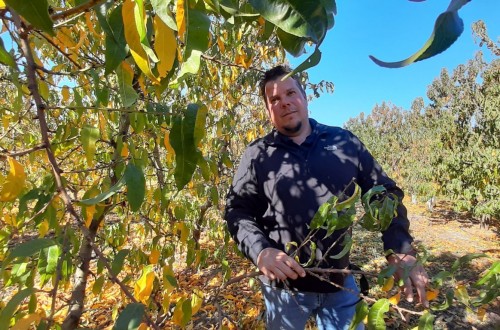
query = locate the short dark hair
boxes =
[259,65,306,104]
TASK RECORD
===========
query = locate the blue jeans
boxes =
[261,275,364,330]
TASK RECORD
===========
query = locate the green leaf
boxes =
[45,245,60,274]
[151,0,177,31]
[369,0,471,68]
[451,253,487,273]
[431,270,452,287]
[0,288,36,326]
[349,300,369,330]
[276,28,308,57]
[170,50,202,86]
[80,126,100,166]
[249,0,332,43]
[116,63,138,107]
[0,38,17,70]
[193,104,208,146]
[3,238,56,266]
[329,235,352,260]
[111,249,130,276]
[431,289,454,311]
[418,311,435,330]
[124,163,146,212]
[302,241,316,267]
[475,260,500,286]
[310,196,334,229]
[185,8,211,59]
[5,0,54,35]
[104,5,129,75]
[113,303,145,330]
[170,104,203,190]
[367,298,390,330]
[79,176,126,206]
[93,275,105,296]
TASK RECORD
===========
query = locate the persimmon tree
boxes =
[0,0,489,329]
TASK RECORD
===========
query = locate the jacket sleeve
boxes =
[351,132,415,255]
[224,147,275,265]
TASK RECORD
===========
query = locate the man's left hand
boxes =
[387,253,429,308]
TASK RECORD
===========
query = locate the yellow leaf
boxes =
[176,0,186,43]
[149,248,160,264]
[0,157,26,202]
[38,220,49,237]
[137,323,149,330]
[11,313,42,330]
[388,292,401,305]
[84,205,96,228]
[61,85,70,102]
[134,267,155,303]
[121,143,129,158]
[191,289,204,315]
[217,36,225,53]
[426,288,439,301]
[38,80,50,101]
[477,306,487,321]
[172,297,189,326]
[85,12,99,38]
[163,131,174,163]
[0,0,5,9]
[122,0,159,83]
[2,114,9,130]
[381,276,394,292]
[154,15,176,78]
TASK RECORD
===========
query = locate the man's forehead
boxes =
[265,77,298,95]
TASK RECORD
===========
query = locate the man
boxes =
[224,65,428,329]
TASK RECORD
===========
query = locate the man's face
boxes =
[264,76,309,137]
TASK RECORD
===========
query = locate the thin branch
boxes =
[51,0,109,22]
[0,144,47,158]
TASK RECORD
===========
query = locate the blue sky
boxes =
[289,0,500,128]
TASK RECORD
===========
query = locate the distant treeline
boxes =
[345,24,499,225]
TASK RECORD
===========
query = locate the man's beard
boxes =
[283,121,302,135]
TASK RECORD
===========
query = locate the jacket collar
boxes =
[263,118,327,146]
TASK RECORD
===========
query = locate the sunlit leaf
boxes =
[113,303,145,330]
[3,238,56,266]
[5,0,54,35]
[0,288,36,326]
[418,311,435,330]
[370,0,471,68]
[176,0,186,42]
[0,157,26,202]
[0,38,17,69]
[122,0,158,82]
[249,0,332,43]
[172,297,192,327]
[80,126,100,166]
[349,300,368,330]
[151,0,177,31]
[154,15,176,78]
[191,289,204,315]
[79,176,126,206]
[134,266,155,303]
[368,298,390,330]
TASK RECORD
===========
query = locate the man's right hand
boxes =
[257,248,306,281]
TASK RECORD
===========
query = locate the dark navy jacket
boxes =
[224,119,413,292]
